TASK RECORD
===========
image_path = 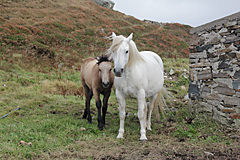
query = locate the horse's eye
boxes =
[109,68,112,72]
[125,50,129,54]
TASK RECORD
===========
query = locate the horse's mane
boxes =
[107,35,144,67]
[128,40,145,67]
[96,55,111,65]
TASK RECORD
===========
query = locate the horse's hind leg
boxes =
[147,94,157,131]
[83,84,93,123]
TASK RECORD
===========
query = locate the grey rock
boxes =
[196,44,214,52]
[224,96,240,106]
[197,70,212,80]
[198,102,213,113]
[92,0,115,9]
[214,86,235,96]
[233,80,240,90]
[189,50,207,59]
[189,83,201,100]
[219,28,228,34]
[236,92,240,98]
[225,21,237,27]
[233,71,240,79]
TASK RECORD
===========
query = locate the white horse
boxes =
[107,32,165,141]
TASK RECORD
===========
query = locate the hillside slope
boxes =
[0,0,191,70]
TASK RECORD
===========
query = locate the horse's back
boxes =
[140,51,164,71]
[81,57,97,90]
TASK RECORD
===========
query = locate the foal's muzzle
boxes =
[102,82,110,88]
[113,68,124,77]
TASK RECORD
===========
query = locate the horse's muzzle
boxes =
[113,68,123,77]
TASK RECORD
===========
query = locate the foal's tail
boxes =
[153,87,173,120]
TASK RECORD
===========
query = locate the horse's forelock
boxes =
[97,56,110,65]
[107,35,144,67]
[107,35,125,55]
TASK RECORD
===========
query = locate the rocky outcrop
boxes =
[189,12,240,129]
[91,0,115,10]
[143,19,165,26]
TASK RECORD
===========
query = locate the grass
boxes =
[0,58,239,159]
[0,0,239,159]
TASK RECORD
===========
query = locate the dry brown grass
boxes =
[0,0,191,73]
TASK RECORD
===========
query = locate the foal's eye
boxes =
[109,69,112,72]
[99,69,101,72]
[125,50,129,54]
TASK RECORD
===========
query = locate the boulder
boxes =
[92,0,115,9]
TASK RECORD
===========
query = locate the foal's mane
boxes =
[96,55,111,65]
[107,35,144,67]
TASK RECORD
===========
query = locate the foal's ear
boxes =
[127,33,133,43]
[108,55,113,61]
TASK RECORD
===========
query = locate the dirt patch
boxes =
[48,134,239,160]
[91,134,240,160]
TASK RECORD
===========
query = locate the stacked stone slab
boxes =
[189,12,240,128]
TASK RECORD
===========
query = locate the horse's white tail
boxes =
[153,87,173,121]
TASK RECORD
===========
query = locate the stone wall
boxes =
[189,12,240,128]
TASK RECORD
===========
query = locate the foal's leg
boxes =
[147,94,157,131]
[93,89,103,130]
[102,91,111,127]
[116,89,126,139]
[83,84,93,123]
[137,89,147,141]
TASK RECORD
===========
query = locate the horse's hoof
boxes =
[147,128,152,131]
[117,134,123,139]
[140,139,148,142]
[140,135,148,141]
[98,127,103,130]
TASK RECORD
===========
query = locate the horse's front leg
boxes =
[102,91,111,127]
[116,89,126,139]
[137,89,147,141]
[83,84,93,123]
[93,90,103,130]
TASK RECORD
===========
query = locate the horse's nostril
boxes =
[121,68,124,73]
[113,68,116,73]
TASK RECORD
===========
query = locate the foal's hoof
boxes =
[87,120,92,124]
[98,124,104,130]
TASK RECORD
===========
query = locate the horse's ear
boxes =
[127,33,133,43]
[112,32,116,38]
